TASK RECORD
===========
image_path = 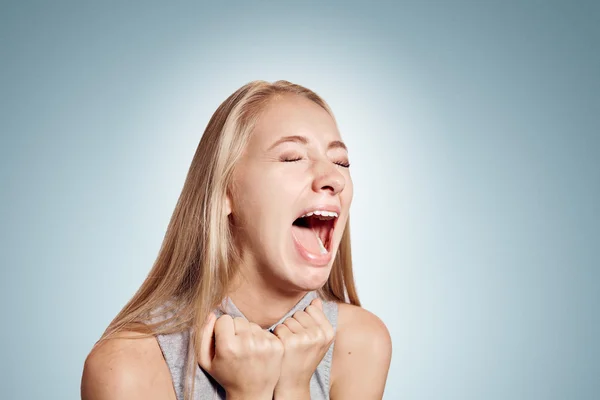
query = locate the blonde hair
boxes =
[95,80,361,399]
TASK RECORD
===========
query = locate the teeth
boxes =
[300,210,339,219]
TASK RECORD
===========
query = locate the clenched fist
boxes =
[271,297,335,397]
[198,313,284,400]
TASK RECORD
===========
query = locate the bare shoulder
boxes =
[330,302,393,400]
[81,331,176,400]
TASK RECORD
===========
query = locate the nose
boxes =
[311,159,346,195]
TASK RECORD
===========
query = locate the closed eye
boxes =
[282,157,350,168]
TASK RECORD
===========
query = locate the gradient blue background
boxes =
[1,1,599,399]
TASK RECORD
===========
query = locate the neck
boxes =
[227,268,310,329]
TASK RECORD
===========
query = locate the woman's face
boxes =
[227,94,353,291]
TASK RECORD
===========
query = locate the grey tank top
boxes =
[155,290,338,400]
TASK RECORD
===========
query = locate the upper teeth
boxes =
[300,210,339,219]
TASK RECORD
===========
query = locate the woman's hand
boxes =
[198,313,284,400]
[271,297,335,399]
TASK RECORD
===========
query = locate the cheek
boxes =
[343,177,354,205]
[231,180,265,227]
[234,166,271,201]
[233,175,288,228]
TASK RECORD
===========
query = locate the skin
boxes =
[224,93,353,314]
[198,312,284,399]
[81,94,392,400]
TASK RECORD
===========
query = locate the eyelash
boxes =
[282,157,351,168]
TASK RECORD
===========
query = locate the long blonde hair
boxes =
[96,80,360,399]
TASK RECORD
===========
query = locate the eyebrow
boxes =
[267,135,348,152]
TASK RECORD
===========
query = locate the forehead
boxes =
[249,94,341,150]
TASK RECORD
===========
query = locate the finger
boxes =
[291,310,316,328]
[272,323,293,340]
[311,297,323,311]
[214,314,235,350]
[282,317,304,333]
[305,304,335,343]
[265,328,281,343]
[249,322,263,335]
[233,317,250,335]
[305,303,330,329]
[198,312,216,370]
[305,297,324,316]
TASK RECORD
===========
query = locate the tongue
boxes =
[292,226,324,255]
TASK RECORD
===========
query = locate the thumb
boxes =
[198,312,216,371]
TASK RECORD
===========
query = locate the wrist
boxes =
[273,385,310,400]
[226,389,273,400]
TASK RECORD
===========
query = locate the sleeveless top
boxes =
[154,290,339,400]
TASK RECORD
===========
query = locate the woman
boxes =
[81,80,392,400]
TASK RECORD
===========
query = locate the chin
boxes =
[286,261,333,291]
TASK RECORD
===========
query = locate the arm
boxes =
[330,304,392,400]
[81,332,177,400]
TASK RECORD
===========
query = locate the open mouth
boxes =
[291,211,337,256]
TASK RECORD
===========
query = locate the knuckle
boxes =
[283,318,294,327]
[300,332,311,343]
[273,340,284,354]
[325,332,334,343]
[326,326,335,340]
[313,328,324,341]
[243,336,257,352]
[286,336,300,348]
[249,322,262,331]
[215,314,231,327]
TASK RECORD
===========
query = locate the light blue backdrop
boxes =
[1,1,598,399]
